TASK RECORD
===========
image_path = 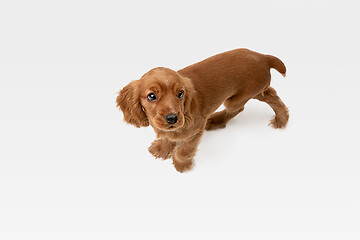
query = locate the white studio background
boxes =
[1,0,359,240]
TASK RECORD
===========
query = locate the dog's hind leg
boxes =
[205,93,249,131]
[253,86,289,129]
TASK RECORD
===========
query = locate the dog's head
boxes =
[117,67,197,131]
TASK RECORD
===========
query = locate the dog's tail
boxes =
[266,55,286,77]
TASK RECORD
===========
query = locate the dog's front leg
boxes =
[148,138,176,160]
[172,131,204,173]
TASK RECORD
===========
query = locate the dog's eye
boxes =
[178,90,184,99]
[147,93,157,102]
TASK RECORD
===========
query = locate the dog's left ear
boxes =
[182,76,198,121]
[116,80,149,128]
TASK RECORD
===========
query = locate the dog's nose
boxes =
[164,114,178,124]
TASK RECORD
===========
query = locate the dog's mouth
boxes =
[159,125,179,132]
[155,123,184,132]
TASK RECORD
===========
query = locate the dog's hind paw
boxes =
[269,115,288,129]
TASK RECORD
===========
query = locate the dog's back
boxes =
[178,48,286,116]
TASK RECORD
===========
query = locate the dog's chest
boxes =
[155,127,196,142]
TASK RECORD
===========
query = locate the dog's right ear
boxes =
[116,80,149,128]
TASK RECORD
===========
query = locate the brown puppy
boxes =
[117,49,289,172]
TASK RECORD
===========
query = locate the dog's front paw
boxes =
[172,151,194,173]
[148,139,175,160]
[172,158,194,173]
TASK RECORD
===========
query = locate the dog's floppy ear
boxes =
[182,76,198,123]
[116,80,149,128]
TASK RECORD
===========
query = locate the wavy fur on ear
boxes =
[116,80,149,128]
[182,76,198,128]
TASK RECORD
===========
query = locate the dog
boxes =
[117,49,289,173]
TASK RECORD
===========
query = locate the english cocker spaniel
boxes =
[117,49,289,172]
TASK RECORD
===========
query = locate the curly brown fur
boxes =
[117,49,289,172]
